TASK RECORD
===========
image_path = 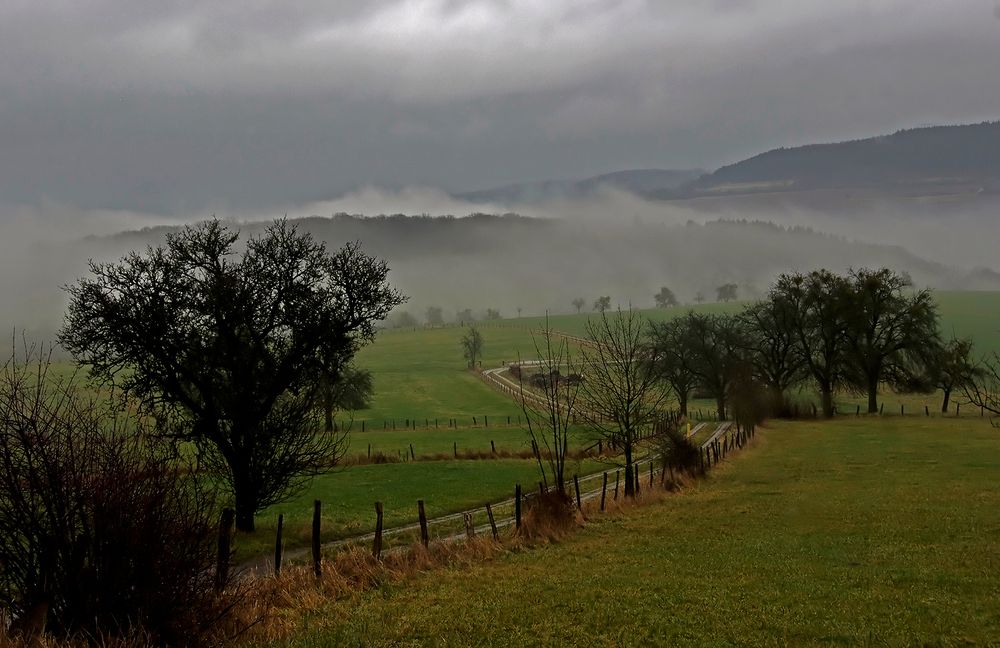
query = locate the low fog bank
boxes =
[0,203,187,346]
[2,186,1000,344]
[302,184,1000,275]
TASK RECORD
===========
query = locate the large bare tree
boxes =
[516,318,581,496]
[578,307,666,497]
[648,317,699,417]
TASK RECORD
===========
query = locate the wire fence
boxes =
[229,420,761,581]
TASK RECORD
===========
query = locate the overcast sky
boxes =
[1,0,999,215]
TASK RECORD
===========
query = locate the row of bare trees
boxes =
[514,267,1000,503]
[651,268,964,419]
[515,310,674,499]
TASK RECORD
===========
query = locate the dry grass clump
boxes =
[516,491,581,544]
[341,450,401,466]
[0,628,153,648]
[235,538,506,645]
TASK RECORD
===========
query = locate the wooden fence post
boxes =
[634,464,640,496]
[418,500,429,548]
[454,442,458,458]
[367,443,371,459]
[409,443,415,461]
[373,501,384,559]
[515,484,522,529]
[485,503,499,541]
[274,513,283,575]
[491,440,496,455]
[215,508,234,592]
[312,500,322,577]
[613,469,620,500]
[464,512,475,539]
[600,472,608,511]
[574,474,582,510]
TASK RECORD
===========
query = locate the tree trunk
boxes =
[678,394,688,417]
[234,477,257,532]
[821,388,835,418]
[716,395,727,421]
[623,445,634,497]
[941,388,951,414]
[235,505,255,532]
[867,381,878,414]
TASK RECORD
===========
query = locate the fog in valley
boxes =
[4,184,1000,341]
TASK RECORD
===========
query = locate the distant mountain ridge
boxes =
[455,121,1000,206]
[675,121,1000,198]
[454,168,703,205]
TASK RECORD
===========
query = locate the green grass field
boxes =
[237,455,607,561]
[243,290,1000,542]
[355,291,1000,426]
[275,416,1000,647]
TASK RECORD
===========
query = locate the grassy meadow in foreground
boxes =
[275,415,1000,647]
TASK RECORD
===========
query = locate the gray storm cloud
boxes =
[1,1,999,213]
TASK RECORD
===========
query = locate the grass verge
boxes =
[264,415,1000,647]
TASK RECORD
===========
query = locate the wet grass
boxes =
[274,415,1000,646]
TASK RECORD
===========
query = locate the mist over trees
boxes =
[72,214,999,334]
[461,326,483,369]
[654,286,678,308]
[716,283,738,302]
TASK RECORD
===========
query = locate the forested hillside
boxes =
[679,122,1000,196]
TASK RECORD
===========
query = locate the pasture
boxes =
[238,456,605,561]
[236,290,1000,559]
[274,415,1000,647]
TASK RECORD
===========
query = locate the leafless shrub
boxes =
[0,348,232,645]
[651,416,701,485]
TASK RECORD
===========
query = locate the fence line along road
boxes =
[237,425,731,577]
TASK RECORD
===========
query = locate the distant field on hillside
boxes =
[354,290,1000,423]
[275,415,1000,647]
